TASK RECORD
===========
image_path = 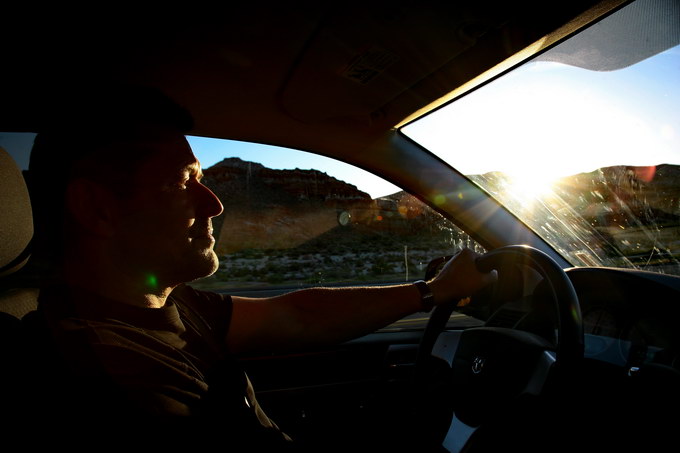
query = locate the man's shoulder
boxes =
[170,284,232,319]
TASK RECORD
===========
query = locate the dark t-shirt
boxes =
[28,283,292,447]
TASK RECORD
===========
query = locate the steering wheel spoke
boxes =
[450,326,555,426]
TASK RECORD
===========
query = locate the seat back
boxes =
[0,146,38,317]
[0,146,39,416]
[0,146,33,280]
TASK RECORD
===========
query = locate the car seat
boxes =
[0,144,39,313]
[0,146,40,416]
[0,146,33,281]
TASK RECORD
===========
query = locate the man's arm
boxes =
[226,249,495,354]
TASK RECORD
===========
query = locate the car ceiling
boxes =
[2,1,616,161]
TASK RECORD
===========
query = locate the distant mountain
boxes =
[473,164,680,223]
[554,164,680,223]
[203,157,375,254]
[471,163,680,265]
[204,157,371,208]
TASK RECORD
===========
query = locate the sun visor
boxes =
[279,6,508,124]
[534,0,680,71]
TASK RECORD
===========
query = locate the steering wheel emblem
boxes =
[472,356,486,374]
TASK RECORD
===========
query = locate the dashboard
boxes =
[567,267,680,371]
[461,265,680,372]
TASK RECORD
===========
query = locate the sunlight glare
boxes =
[505,166,561,202]
[404,58,679,180]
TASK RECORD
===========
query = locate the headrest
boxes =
[0,147,33,277]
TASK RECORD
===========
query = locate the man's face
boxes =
[109,134,224,288]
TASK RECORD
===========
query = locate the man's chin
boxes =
[180,250,220,283]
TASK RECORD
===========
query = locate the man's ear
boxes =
[65,178,120,237]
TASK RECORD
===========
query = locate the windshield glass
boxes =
[402,0,680,275]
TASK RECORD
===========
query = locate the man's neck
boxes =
[62,255,174,309]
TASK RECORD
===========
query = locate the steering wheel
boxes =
[415,245,584,442]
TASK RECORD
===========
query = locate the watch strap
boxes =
[413,280,435,313]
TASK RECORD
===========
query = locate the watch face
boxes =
[338,210,351,226]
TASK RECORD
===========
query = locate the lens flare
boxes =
[146,274,158,289]
[434,194,447,205]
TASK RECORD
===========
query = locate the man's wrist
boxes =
[412,280,435,313]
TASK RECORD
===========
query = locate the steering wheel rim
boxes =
[415,245,584,429]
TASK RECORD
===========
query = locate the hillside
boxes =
[203,157,375,254]
[472,164,680,268]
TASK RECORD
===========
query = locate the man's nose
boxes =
[194,182,224,218]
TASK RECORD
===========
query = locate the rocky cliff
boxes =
[202,157,376,254]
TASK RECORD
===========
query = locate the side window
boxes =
[189,138,485,291]
[0,133,486,292]
[0,132,34,171]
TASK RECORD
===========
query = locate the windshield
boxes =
[402,0,680,275]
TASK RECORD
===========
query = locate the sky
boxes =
[401,44,680,182]
[186,136,400,198]
[0,132,34,170]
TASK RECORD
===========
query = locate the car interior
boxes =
[2,0,679,451]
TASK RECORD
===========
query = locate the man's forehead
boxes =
[135,136,199,168]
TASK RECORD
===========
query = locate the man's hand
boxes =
[427,248,497,306]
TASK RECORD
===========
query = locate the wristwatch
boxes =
[413,280,435,313]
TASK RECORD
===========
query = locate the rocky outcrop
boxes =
[203,158,376,254]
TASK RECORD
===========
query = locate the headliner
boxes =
[2,1,615,158]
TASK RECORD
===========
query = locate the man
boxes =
[25,86,494,448]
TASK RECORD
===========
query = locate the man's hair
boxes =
[27,85,194,269]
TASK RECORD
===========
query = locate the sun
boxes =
[505,167,560,202]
